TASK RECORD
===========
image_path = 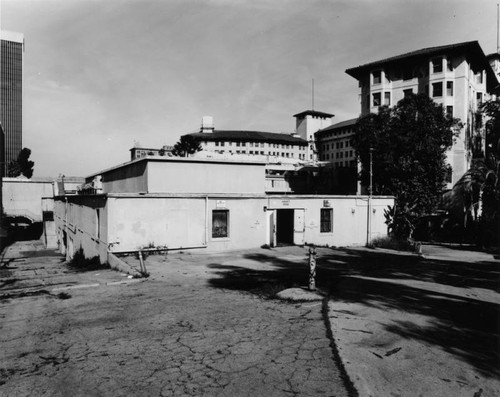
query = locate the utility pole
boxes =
[367,147,373,246]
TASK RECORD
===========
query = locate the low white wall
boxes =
[2,178,54,221]
[54,197,108,263]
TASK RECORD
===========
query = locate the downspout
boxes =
[205,195,209,245]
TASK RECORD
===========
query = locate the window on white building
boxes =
[403,89,413,98]
[320,208,333,233]
[446,106,453,118]
[384,92,391,106]
[373,92,381,106]
[446,81,453,96]
[212,210,229,238]
[432,82,443,97]
[432,58,443,74]
[372,70,381,85]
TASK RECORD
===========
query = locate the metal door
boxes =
[293,209,305,245]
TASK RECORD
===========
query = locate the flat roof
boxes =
[293,110,334,119]
[317,118,358,135]
[185,130,307,145]
[1,30,24,43]
[346,40,497,91]
[86,156,266,179]
[78,192,394,200]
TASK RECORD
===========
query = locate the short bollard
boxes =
[308,246,317,291]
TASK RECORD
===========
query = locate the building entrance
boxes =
[276,209,294,245]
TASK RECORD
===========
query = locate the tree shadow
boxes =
[207,247,500,378]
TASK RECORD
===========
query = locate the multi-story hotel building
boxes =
[1,30,24,176]
[316,118,357,167]
[183,116,309,162]
[345,41,497,186]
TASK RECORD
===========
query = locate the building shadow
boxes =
[207,248,500,378]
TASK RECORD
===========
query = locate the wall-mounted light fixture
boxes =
[351,208,355,214]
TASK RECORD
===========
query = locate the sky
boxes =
[1,0,498,177]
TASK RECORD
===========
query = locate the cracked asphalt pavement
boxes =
[0,241,351,396]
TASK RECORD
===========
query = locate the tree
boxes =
[7,147,35,178]
[478,98,500,246]
[353,94,460,238]
[171,135,202,157]
[481,97,500,167]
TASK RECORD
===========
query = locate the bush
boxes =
[68,247,109,271]
[370,236,415,252]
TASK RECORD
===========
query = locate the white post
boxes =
[367,148,373,246]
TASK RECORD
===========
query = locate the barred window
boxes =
[212,210,229,238]
[320,208,333,233]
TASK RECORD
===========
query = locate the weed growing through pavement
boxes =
[68,247,109,271]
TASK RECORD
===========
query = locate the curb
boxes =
[322,297,359,397]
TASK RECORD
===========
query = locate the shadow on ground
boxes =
[207,247,500,378]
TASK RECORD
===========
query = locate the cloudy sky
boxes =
[1,0,497,177]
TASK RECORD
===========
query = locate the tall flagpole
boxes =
[497,3,499,53]
[312,78,315,110]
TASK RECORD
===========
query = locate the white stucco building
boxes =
[53,157,393,263]
[345,40,497,186]
[315,118,357,167]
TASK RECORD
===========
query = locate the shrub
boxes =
[370,236,415,252]
[68,247,109,271]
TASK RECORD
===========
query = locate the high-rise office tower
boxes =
[1,30,24,176]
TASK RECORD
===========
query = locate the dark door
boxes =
[276,209,294,245]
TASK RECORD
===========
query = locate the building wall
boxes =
[93,159,266,195]
[317,124,357,167]
[53,194,393,260]
[266,195,392,247]
[296,115,333,161]
[107,196,207,251]
[1,31,24,177]
[358,52,489,185]
[96,161,148,193]
[54,196,108,263]
[41,197,57,248]
[2,177,54,221]
[147,160,265,194]
[199,139,307,161]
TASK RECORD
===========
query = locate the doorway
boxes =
[276,209,294,245]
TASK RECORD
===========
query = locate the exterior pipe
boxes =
[110,245,207,255]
